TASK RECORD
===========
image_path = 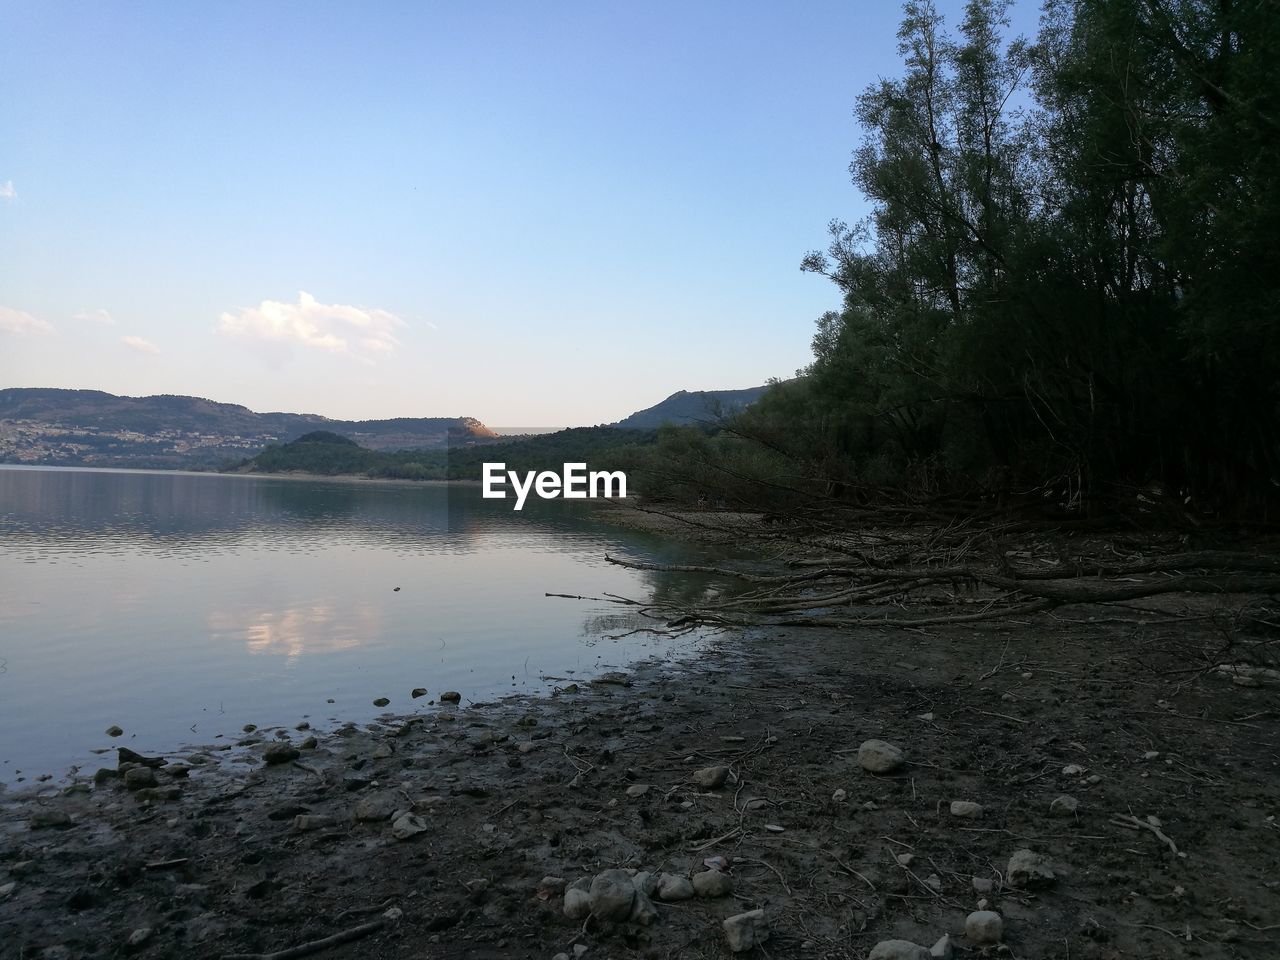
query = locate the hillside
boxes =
[0,388,496,469]
[241,426,656,481]
[611,385,770,430]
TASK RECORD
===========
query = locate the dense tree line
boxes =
[728,0,1278,516]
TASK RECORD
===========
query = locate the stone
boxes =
[950,800,984,818]
[625,783,650,798]
[105,725,123,737]
[537,876,567,900]
[412,688,428,699]
[0,882,14,900]
[632,871,656,897]
[354,793,398,822]
[439,691,462,703]
[93,767,119,785]
[692,765,730,789]
[972,876,994,893]
[930,934,953,959]
[966,910,1004,944]
[373,697,391,707]
[564,884,591,920]
[372,743,393,759]
[857,739,904,773]
[1049,795,1079,817]
[692,869,732,898]
[724,909,769,953]
[588,869,636,921]
[1062,763,1085,776]
[263,742,299,765]
[629,888,659,926]
[1007,848,1055,888]
[895,853,914,867]
[573,947,588,959]
[868,940,931,960]
[124,766,157,790]
[391,812,429,840]
[656,873,694,901]
[832,788,847,802]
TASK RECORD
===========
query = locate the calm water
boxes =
[0,466,728,785]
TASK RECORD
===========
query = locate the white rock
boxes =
[832,788,848,802]
[972,876,994,893]
[390,812,429,840]
[1049,795,1079,817]
[724,909,769,952]
[1062,763,1085,776]
[563,886,591,920]
[656,873,694,901]
[692,765,730,789]
[895,852,914,867]
[965,910,1004,944]
[858,740,904,773]
[950,800,984,818]
[930,934,954,959]
[588,869,636,921]
[692,869,732,898]
[868,940,932,960]
[1007,849,1055,888]
[625,783,650,798]
[1143,750,1160,760]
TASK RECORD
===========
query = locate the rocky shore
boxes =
[2,599,1278,959]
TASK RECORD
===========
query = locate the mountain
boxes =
[611,385,771,430]
[0,388,497,469]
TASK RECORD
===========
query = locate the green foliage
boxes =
[776,0,1280,512]
[292,430,359,446]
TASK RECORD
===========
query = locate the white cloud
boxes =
[121,335,160,354]
[218,291,405,359]
[0,306,54,336]
[74,308,115,325]
[0,181,14,201]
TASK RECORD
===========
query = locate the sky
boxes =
[0,1,1040,427]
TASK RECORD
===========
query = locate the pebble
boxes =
[372,697,390,707]
[869,940,932,960]
[105,725,123,737]
[1007,848,1056,888]
[563,883,591,920]
[588,869,636,921]
[390,812,429,840]
[692,869,732,898]
[832,788,847,802]
[857,739,904,773]
[950,800,984,818]
[1143,750,1160,760]
[263,743,299,765]
[411,688,428,698]
[972,876,994,893]
[930,934,953,959]
[656,873,694,901]
[439,691,462,703]
[629,887,659,926]
[292,814,335,832]
[124,927,153,948]
[573,946,589,959]
[372,743,394,759]
[723,909,769,953]
[0,882,14,900]
[965,910,1004,944]
[625,783,650,798]
[895,853,914,867]
[692,764,730,789]
[1049,795,1079,817]
[354,794,399,822]
[1062,763,1085,776]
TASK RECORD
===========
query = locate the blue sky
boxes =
[0,1,1039,426]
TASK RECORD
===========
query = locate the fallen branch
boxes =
[222,908,400,960]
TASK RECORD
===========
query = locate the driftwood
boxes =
[589,518,1280,632]
[222,907,400,960]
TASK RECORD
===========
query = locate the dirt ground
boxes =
[2,523,1278,960]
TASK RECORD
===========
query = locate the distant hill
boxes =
[611,385,770,430]
[242,425,656,481]
[0,387,497,469]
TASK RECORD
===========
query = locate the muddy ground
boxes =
[2,528,1278,960]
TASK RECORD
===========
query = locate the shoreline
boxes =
[3,578,1277,958]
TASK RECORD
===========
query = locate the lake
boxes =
[0,466,729,785]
